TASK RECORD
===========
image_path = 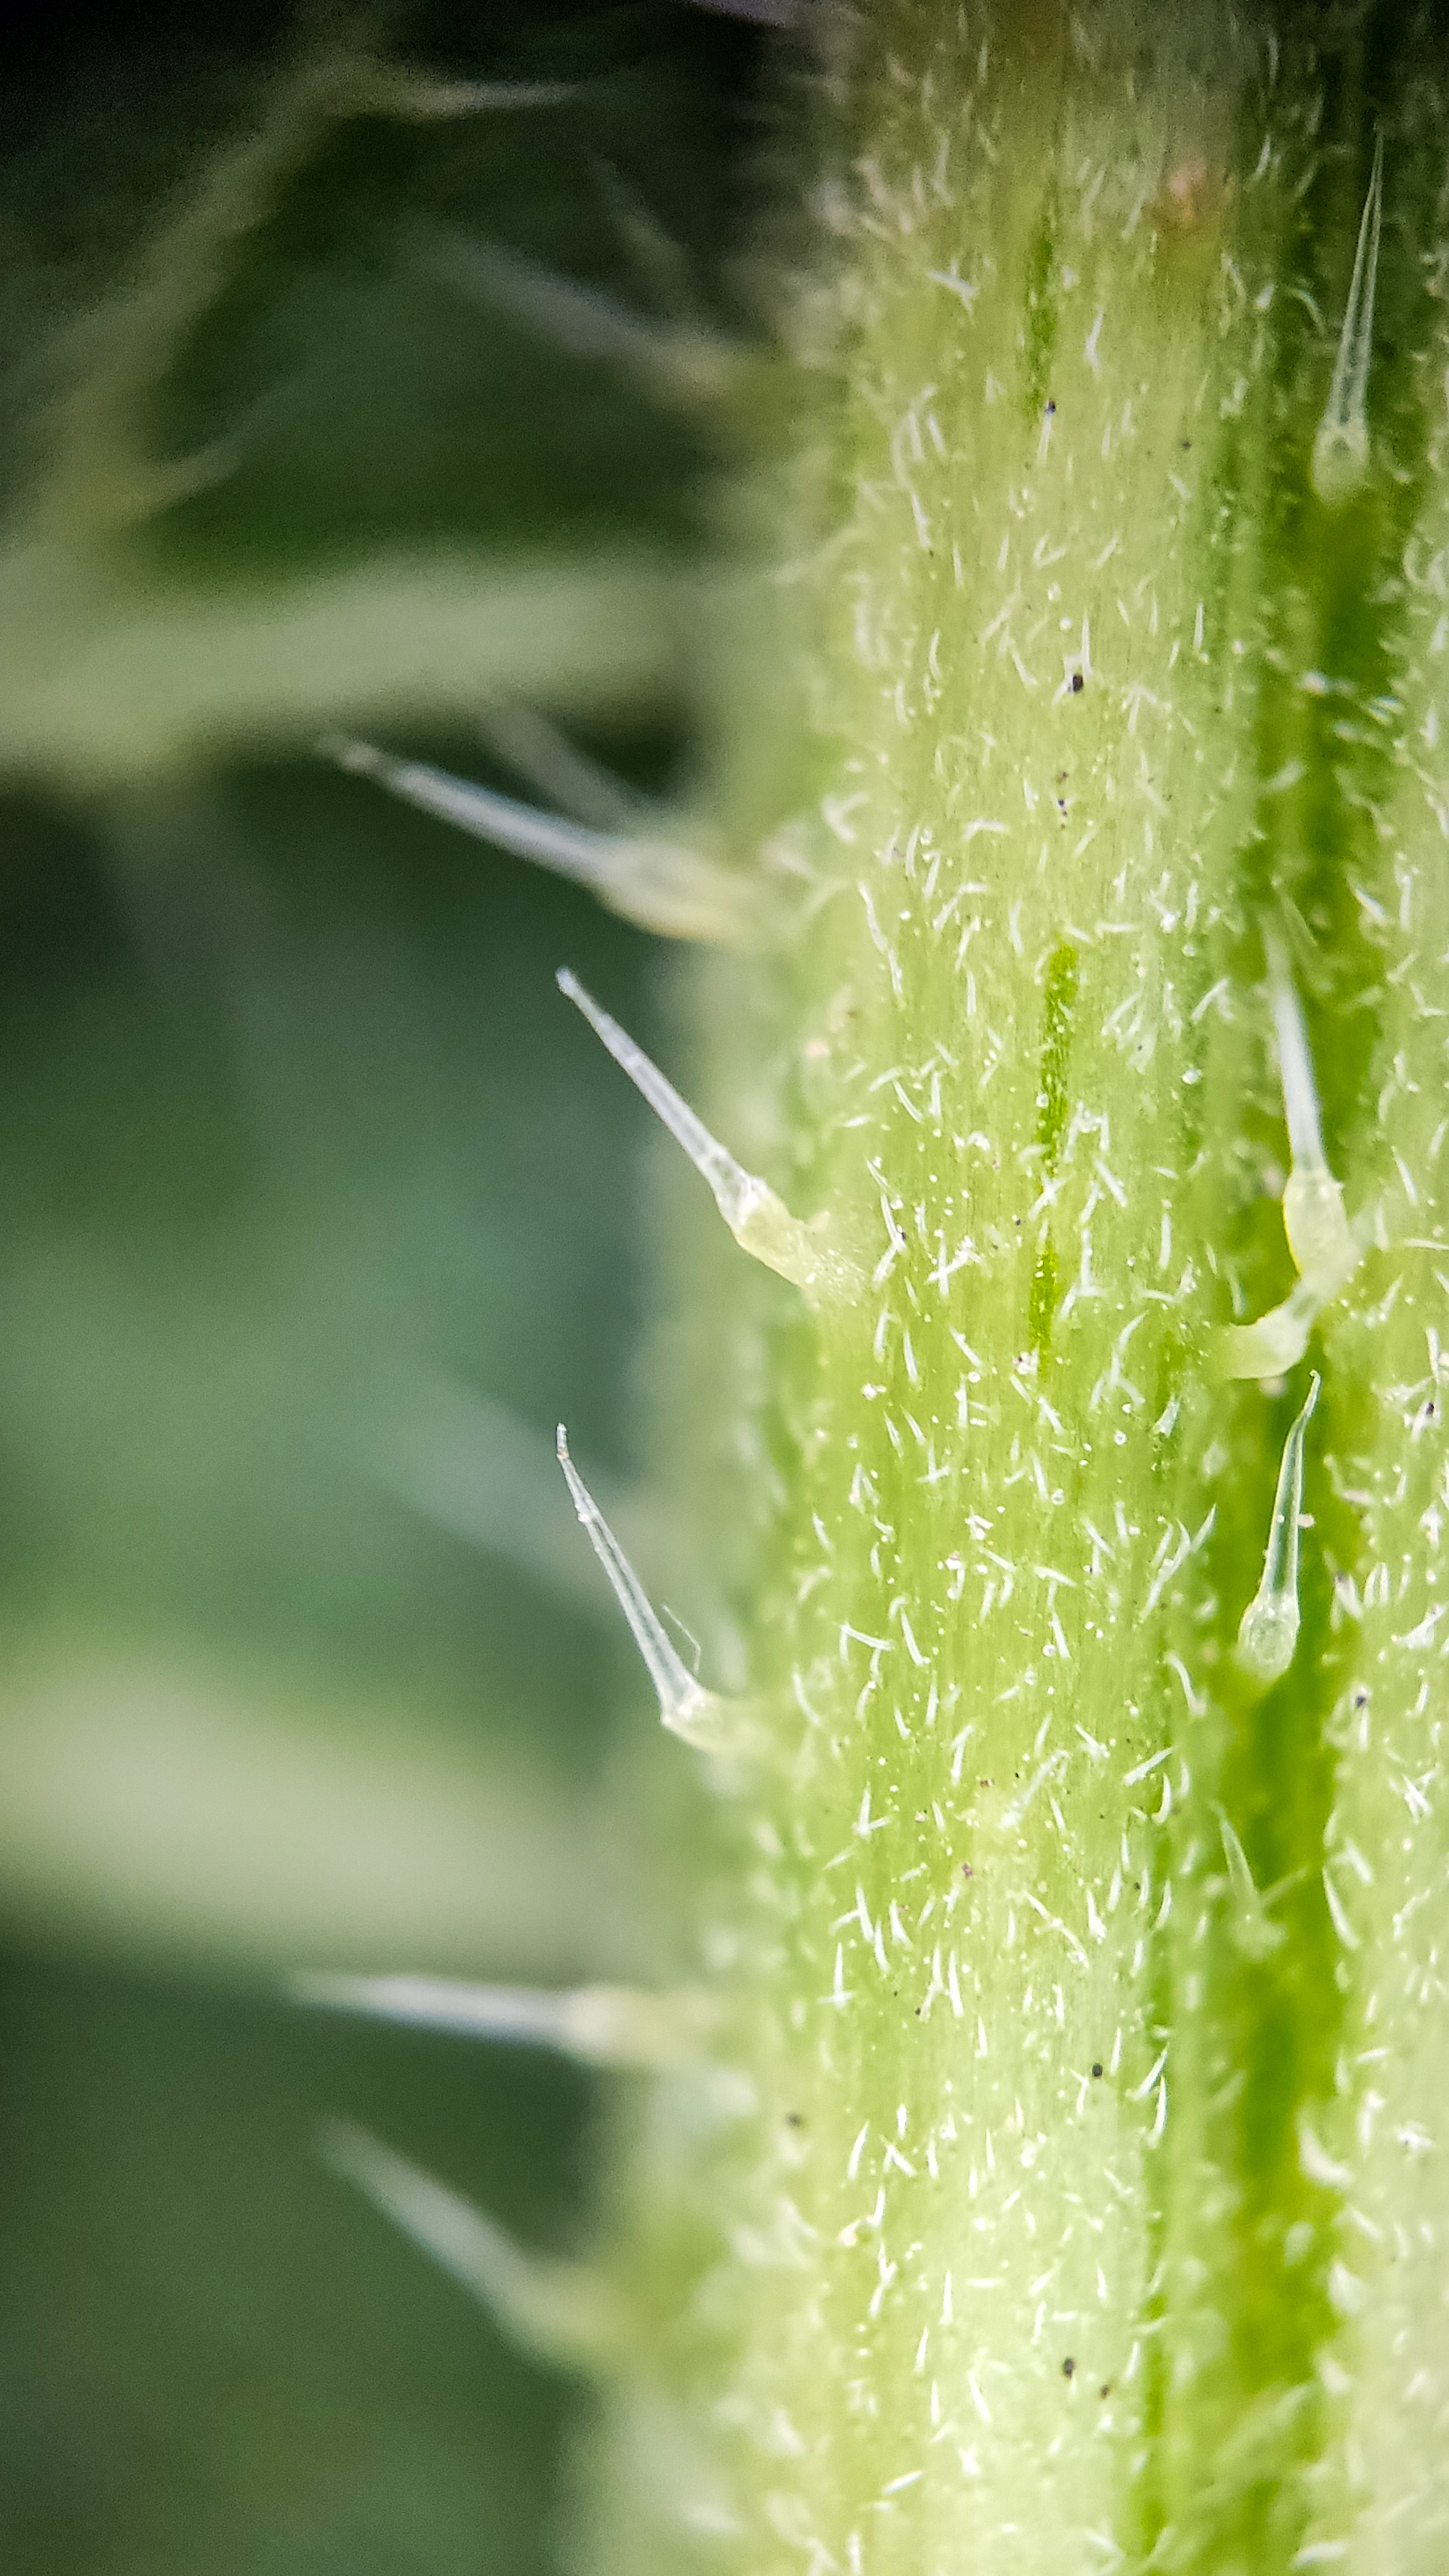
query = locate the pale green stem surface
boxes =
[583,8,1449,2576]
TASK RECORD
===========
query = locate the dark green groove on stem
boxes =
[1138,18,1449,2566]
[1026,1233,1060,1358]
[1172,1385,1345,2572]
[1022,186,1060,423]
[1026,937,1078,1357]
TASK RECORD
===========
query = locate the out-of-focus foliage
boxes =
[0,0,756,774]
[0,3,767,2568]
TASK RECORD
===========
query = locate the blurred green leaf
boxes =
[0,1,768,2565]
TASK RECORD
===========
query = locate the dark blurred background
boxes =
[0,5,771,2567]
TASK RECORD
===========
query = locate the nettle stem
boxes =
[581,8,1449,2573]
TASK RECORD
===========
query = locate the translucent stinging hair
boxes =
[555,1424,741,1754]
[1311,132,1383,508]
[293,1971,687,2068]
[1217,937,1362,1379]
[1218,1270,1325,1383]
[1218,1811,1286,1960]
[319,2121,616,2366]
[556,969,861,1306]
[1235,1373,1320,1688]
[332,739,749,943]
[1264,930,1354,1285]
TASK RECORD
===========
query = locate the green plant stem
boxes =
[594,8,1449,2572]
